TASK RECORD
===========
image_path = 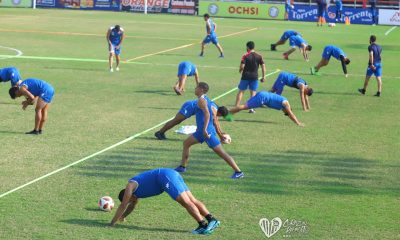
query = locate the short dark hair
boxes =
[217,106,229,117]
[9,86,18,99]
[114,25,120,31]
[118,189,125,202]
[307,88,314,96]
[370,35,376,43]
[203,13,210,18]
[306,45,312,51]
[198,82,209,94]
[246,41,255,50]
[345,58,351,65]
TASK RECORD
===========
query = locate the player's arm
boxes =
[211,107,224,138]
[369,50,376,71]
[110,182,136,227]
[106,28,112,45]
[283,102,304,127]
[304,92,310,110]
[260,56,266,82]
[19,86,36,110]
[213,22,217,32]
[117,30,125,48]
[121,197,138,221]
[198,98,210,139]
[339,56,348,76]
[298,84,308,111]
[301,45,309,61]
[229,105,248,115]
[239,62,245,73]
[194,70,200,86]
[206,21,211,35]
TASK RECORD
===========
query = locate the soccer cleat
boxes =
[204,219,220,234]
[175,166,187,173]
[109,68,113,73]
[374,92,380,97]
[38,130,43,134]
[283,53,289,60]
[199,52,204,57]
[116,67,120,71]
[192,226,208,235]
[173,87,182,96]
[248,109,256,114]
[155,131,166,140]
[358,88,366,95]
[270,44,277,51]
[231,171,244,179]
[219,53,224,58]
[26,130,40,135]
[310,67,320,76]
[223,113,234,122]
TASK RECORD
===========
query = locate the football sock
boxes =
[198,220,207,228]
[205,214,215,222]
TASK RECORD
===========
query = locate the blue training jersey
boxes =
[206,19,216,35]
[109,26,124,45]
[129,169,169,198]
[20,78,53,97]
[195,95,216,135]
[178,61,197,77]
[0,67,21,85]
[325,45,346,60]
[289,35,307,48]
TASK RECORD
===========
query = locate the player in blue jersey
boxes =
[154,99,229,140]
[200,14,224,58]
[335,0,343,22]
[284,0,294,20]
[271,72,313,111]
[175,82,243,179]
[0,67,22,87]
[110,168,220,235]
[311,45,350,77]
[229,91,304,127]
[9,78,55,134]
[283,35,312,61]
[359,35,383,97]
[271,30,300,51]
[106,25,125,72]
[174,61,200,95]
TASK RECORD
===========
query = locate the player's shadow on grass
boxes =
[0,130,23,134]
[233,119,278,124]
[133,89,174,96]
[317,91,357,96]
[61,219,188,233]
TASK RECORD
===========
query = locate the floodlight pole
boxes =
[33,0,36,9]
[144,0,147,14]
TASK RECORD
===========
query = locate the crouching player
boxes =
[110,168,220,235]
[311,45,350,77]
[270,30,300,51]
[283,35,312,61]
[229,91,304,127]
[0,67,22,87]
[9,78,55,134]
[174,61,199,95]
[271,72,313,111]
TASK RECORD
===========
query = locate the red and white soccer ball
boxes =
[328,23,336,27]
[222,134,232,144]
[98,196,114,212]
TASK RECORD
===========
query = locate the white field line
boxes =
[385,26,397,36]
[0,45,23,60]
[0,70,280,199]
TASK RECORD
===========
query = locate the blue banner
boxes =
[289,5,373,25]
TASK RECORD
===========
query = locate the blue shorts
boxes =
[40,86,55,103]
[157,170,189,200]
[203,34,218,45]
[272,78,285,95]
[322,51,332,61]
[246,94,287,110]
[10,69,21,86]
[238,80,259,91]
[193,131,221,149]
[336,3,343,11]
[318,5,326,17]
[285,3,292,12]
[366,63,382,77]
[178,101,196,118]
[110,44,121,56]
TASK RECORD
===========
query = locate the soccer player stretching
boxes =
[174,61,199,95]
[230,91,304,127]
[175,82,244,179]
[271,72,313,111]
[110,168,220,235]
[283,35,312,61]
[271,30,300,51]
[9,78,55,134]
[359,35,382,97]
[0,67,22,87]
[200,14,224,58]
[106,25,125,72]
[311,45,350,77]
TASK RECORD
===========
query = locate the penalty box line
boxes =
[0,69,280,199]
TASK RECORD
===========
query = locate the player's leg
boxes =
[375,76,382,96]
[235,90,245,107]
[115,55,120,71]
[315,58,329,71]
[177,75,187,93]
[38,103,49,132]
[284,47,296,58]
[235,80,249,106]
[230,104,248,114]
[177,135,199,171]
[359,67,373,94]
[248,81,258,113]
[28,98,47,134]
[158,113,186,135]
[186,191,220,233]
[211,144,243,177]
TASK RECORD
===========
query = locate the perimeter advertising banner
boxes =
[199,1,284,20]
[36,0,120,10]
[0,0,31,7]
[379,9,400,25]
[121,0,171,13]
[289,5,373,25]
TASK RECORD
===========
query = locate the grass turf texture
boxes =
[0,8,399,240]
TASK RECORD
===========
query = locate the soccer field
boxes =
[0,8,399,239]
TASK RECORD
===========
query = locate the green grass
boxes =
[0,8,399,240]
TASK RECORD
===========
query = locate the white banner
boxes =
[379,9,400,25]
